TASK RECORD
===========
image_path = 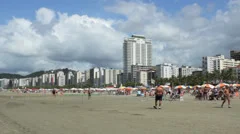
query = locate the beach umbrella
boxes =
[232,84,240,87]
[202,84,214,89]
[159,85,170,89]
[186,86,193,89]
[119,86,126,90]
[174,85,186,89]
[140,87,147,90]
[215,83,229,88]
[195,85,202,88]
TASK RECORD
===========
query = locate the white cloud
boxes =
[0,8,126,74]
[106,0,240,66]
[36,7,56,25]
[1,0,240,74]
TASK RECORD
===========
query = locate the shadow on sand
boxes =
[213,106,222,108]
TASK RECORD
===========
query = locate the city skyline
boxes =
[1,0,240,75]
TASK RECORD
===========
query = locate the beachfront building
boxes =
[117,73,124,86]
[0,78,9,88]
[179,66,202,77]
[90,67,105,87]
[18,78,31,87]
[56,71,65,86]
[47,73,55,86]
[136,71,148,86]
[89,67,122,87]
[31,77,39,87]
[123,35,152,83]
[104,68,123,86]
[230,50,240,61]
[202,54,240,73]
[75,71,85,84]
[156,63,179,78]
[84,70,90,82]
[130,65,154,82]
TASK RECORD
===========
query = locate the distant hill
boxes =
[0,73,23,79]
[0,68,77,79]
[25,71,45,78]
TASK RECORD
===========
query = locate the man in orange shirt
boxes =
[221,86,231,108]
[154,86,164,109]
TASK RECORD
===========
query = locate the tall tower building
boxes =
[123,35,152,83]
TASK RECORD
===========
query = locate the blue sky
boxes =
[0,0,228,24]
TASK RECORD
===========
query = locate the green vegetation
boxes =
[155,69,238,86]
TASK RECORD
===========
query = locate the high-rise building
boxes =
[202,54,240,73]
[230,50,240,61]
[156,63,179,78]
[103,68,122,86]
[179,66,202,77]
[123,35,152,83]
[136,71,148,86]
[90,67,105,87]
[56,71,65,87]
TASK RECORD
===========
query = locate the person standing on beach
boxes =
[203,86,208,100]
[221,86,231,108]
[88,88,91,100]
[52,89,56,97]
[154,87,164,109]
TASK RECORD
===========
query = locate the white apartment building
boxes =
[31,77,38,87]
[56,71,65,86]
[104,68,122,86]
[172,65,179,77]
[113,69,123,86]
[156,63,179,78]
[104,68,114,85]
[0,79,9,88]
[84,70,90,82]
[136,71,148,86]
[123,35,152,83]
[48,73,55,85]
[76,71,85,84]
[19,78,31,87]
[179,66,202,77]
[202,55,240,73]
[90,67,105,87]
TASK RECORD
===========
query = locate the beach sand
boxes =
[0,93,240,134]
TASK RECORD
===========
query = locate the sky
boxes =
[0,0,239,75]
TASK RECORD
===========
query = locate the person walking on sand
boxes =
[88,88,91,100]
[221,86,231,108]
[154,86,164,109]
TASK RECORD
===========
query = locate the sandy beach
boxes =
[0,93,240,134]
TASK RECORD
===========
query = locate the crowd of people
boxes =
[151,85,240,109]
